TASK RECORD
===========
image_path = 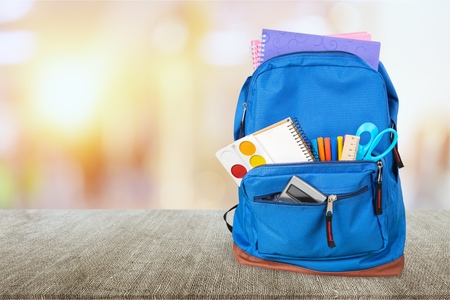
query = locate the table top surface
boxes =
[0,209,448,300]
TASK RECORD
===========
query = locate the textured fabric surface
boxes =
[0,209,448,299]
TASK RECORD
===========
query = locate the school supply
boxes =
[260,29,381,70]
[337,136,344,160]
[324,137,332,161]
[310,138,319,161]
[330,137,338,161]
[340,135,360,161]
[223,40,405,276]
[251,31,374,70]
[313,136,344,161]
[329,31,372,41]
[250,39,262,70]
[253,118,315,163]
[215,134,273,186]
[216,118,314,185]
[316,137,325,161]
[355,122,398,161]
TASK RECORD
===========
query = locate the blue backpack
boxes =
[224,51,406,276]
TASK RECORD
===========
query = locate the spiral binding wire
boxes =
[250,39,262,70]
[260,34,266,64]
[250,35,268,70]
[288,118,317,161]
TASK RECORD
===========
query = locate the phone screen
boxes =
[278,176,326,203]
[285,184,317,203]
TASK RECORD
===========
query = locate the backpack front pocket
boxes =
[241,162,384,259]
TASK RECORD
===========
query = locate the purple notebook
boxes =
[261,29,381,70]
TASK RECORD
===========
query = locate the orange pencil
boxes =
[324,137,332,161]
[317,137,325,161]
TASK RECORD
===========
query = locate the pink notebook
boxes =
[250,39,262,70]
[329,31,372,41]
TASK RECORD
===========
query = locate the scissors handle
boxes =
[364,128,398,161]
[355,122,398,161]
[355,123,379,160]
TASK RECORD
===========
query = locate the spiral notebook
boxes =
[250,39,262,70]
[216,117,314,185]
[253,118,315,163]
[260,29,380,70]
[251,30,378,70]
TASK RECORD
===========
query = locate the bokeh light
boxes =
[32,58,102,133]
[0,1,449,210]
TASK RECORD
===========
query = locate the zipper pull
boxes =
[326,194,336,216]
[238,102,247,139]
[376,161,383,215]
[392,145,404,168]
[326,195,337,248]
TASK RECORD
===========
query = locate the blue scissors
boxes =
[355,122,398,161]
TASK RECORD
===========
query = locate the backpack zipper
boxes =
[325,194,337,248]
[253,184,370,249]
[259,50,365,68]
[325,185,369,248]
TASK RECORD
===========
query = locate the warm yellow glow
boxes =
[33,59,101,133]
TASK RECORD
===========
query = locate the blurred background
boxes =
[0,1,449,210]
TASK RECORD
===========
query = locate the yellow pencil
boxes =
[337,136,343,160]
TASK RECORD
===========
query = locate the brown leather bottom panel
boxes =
[234,244,404,277]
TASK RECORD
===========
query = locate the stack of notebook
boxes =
[251,29,380,70]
